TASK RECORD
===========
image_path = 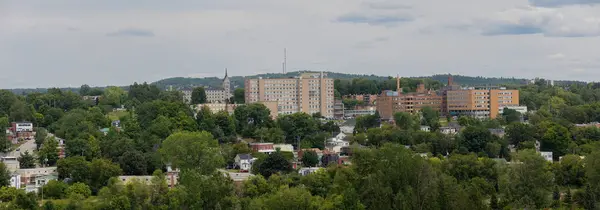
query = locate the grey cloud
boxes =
[529,0,600,7]
[336,13,413,26]
[481,24,544,36]
[106,28,155,37]
[463,7,600,37]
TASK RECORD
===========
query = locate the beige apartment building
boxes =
[245,72,335,117]
[444,76,519,119]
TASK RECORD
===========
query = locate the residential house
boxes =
[234,154,254,172]
[420,126,431,132]
[540,151,553,162]
[25,174,58,193]
[489,128,505,138]
[249,143,276,154]
[112,120,121,128]
[10,172,21,189]
[321,153,340,167]
[326,133,350,153]
[17,167,58,187]
[1,156,19,172]
[7,122,34,143]
[439,126,459,135]
[339,126,354,134]
[298,167,322,176]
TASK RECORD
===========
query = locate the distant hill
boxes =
[5,71,587,94]
[152,71,538,90]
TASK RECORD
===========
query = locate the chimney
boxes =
[396,75,402,93]
[448,75,454,86]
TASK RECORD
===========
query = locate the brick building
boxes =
[377,76,442,120]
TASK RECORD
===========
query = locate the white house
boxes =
[540,151,553,162]
[420,126,431,132]
[339,126,354,134]
[234,154,254,172]
[326,133,350,153]
[439,127,458,135]
[298,167,322,176]
[14,122,33,132]
[10,173,21,189]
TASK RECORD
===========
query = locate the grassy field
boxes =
[107,110,129,121]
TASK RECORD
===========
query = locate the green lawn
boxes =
[107,110,129,121]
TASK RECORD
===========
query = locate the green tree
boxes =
[234,103,274,137]
[119,150,147,175]
[88,158,123,193]
[501,149,554,209]
[421,106,440,131]
[35,127,48,150]
[214,111,236,138]
[160,131,224,173]
[9,99,33,122]
[101,86,126,107]
[0,163,10,187]
[460,126,494,153]
[38,137,59,166]
[536,121,570,160]
[233,88,245,104]
[79,84,91,96]
[255,152,293,178]
[43,200,57,210]
[42,180,68,199]
[502,108,521,124]
[393,112,418,130]
[57,156,90,182]
[255,127,286,143]
[179,170,238,209]
[553,154,585,187]
[65,182,92,198]
[302,151,319,167]
[505,122,535,146]
[249,186,321,210]
[277,113,319,144]
[191,87,207,104]
[18,151,36,169]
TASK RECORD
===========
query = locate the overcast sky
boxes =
[2,0,600,88]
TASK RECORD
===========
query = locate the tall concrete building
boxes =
[244,72,335,117]
[444,76,519,119]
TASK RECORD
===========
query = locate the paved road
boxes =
[9,139,36,157]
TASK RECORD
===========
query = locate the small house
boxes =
[234,154,254,172]
[298,167,322,176]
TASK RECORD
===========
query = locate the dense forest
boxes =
[3,77,600,209]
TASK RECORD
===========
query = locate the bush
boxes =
[65,182,92,198]
[42,180,69,199]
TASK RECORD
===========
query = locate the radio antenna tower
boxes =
[283,48,287,74]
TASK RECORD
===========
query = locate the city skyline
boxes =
[2,0,600,89]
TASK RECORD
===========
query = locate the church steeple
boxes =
[224,68,228,79]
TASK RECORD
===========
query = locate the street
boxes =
[9,138,36,157]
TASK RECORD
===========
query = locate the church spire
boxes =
[224,68,228,78]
